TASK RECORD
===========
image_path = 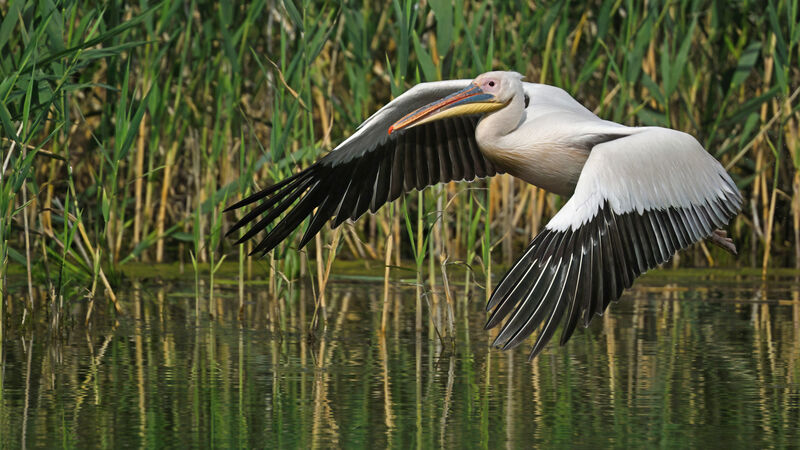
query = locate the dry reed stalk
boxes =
[142,147,155,262]
[428,238,439,340]
[429,185,445,335]
[433,184,444,264]
[539,23,557,84]
[314,232,323,308]
[269,252,275,296]
[643,41,657,108]
[393,203,401,266]
[197,131,209,263]
[415,191,424,333]
[0,123,24,318]
[762,162,778,277]
[133,111,148,249]
[486,178,495,220]
[485,182,494,306]
[237,261,244,320]
[525,187,536,237]
[786,99,800,268]
[46,207,121,315]
[42,158,57,234]
[449,183,461,259]
[376,208,391,253]
[340,226,363,260]
[313,86,332,148]
[368,213,378,258]
[415,275,422,333]
[439,254,455,336]
[510,184,530,231]
[349,224,378,260]
[112,209,124,263]
[313,227,340,329]
[759,40,775,234]
[594,84,621,115]
[533,188,545,237]
[155,140,179,262]
[19,136,34,314]
[725,85,800,170]
[440,185,452,257]
[571,11,589,57]
[355,228,378,260]
[699,241,714,267]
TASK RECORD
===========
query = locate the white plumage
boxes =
[227,71,741,359]
[547,127,739,231]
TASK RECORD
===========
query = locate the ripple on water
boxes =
[1,271,799,447]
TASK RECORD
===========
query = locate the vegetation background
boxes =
[1,0,798,320]
[2,2,800,447]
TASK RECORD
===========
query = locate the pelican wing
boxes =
[485,127,741,359]
[226,80,502,254]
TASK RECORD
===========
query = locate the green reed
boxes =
[0,0,798,326]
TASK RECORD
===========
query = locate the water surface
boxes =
[1,270,799,448]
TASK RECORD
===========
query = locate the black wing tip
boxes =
[247,247,268,258]
[232,232,250,245]
[500,337,524,351]
[527,345,545,361]
[225,194,258,212]
[485,174,743,359]
[224,196,255,213]
[484,310,507,330]
[558,325,577,347]
[486,201,665,359]
[485,291,503,312]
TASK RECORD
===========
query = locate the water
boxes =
[1,270,799,448]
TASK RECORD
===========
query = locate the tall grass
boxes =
[1,0,798,322]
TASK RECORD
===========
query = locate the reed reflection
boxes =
[0,273,798,447]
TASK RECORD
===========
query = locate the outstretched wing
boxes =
[226,80,503,255]
[485,127,741,359]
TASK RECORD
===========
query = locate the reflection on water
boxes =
[1,271,799,448]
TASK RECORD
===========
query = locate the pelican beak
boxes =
[388,83,505,134]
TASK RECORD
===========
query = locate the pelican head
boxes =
[388,71,524,134]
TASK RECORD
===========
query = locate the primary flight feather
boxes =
[225,71,741,359]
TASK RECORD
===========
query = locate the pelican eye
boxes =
[488,81,495,87]
[524,94,530,108]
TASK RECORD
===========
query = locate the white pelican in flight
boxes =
[226,71,741,359]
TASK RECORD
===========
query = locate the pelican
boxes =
[226,71,741,359]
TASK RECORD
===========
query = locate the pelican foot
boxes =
[707,229,737,255]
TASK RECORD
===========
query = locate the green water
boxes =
[1,271,799,448]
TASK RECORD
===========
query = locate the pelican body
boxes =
[226,71,741,359]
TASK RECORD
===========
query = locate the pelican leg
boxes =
[706,229,737,255]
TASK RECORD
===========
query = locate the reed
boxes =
[0,0,798,320]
